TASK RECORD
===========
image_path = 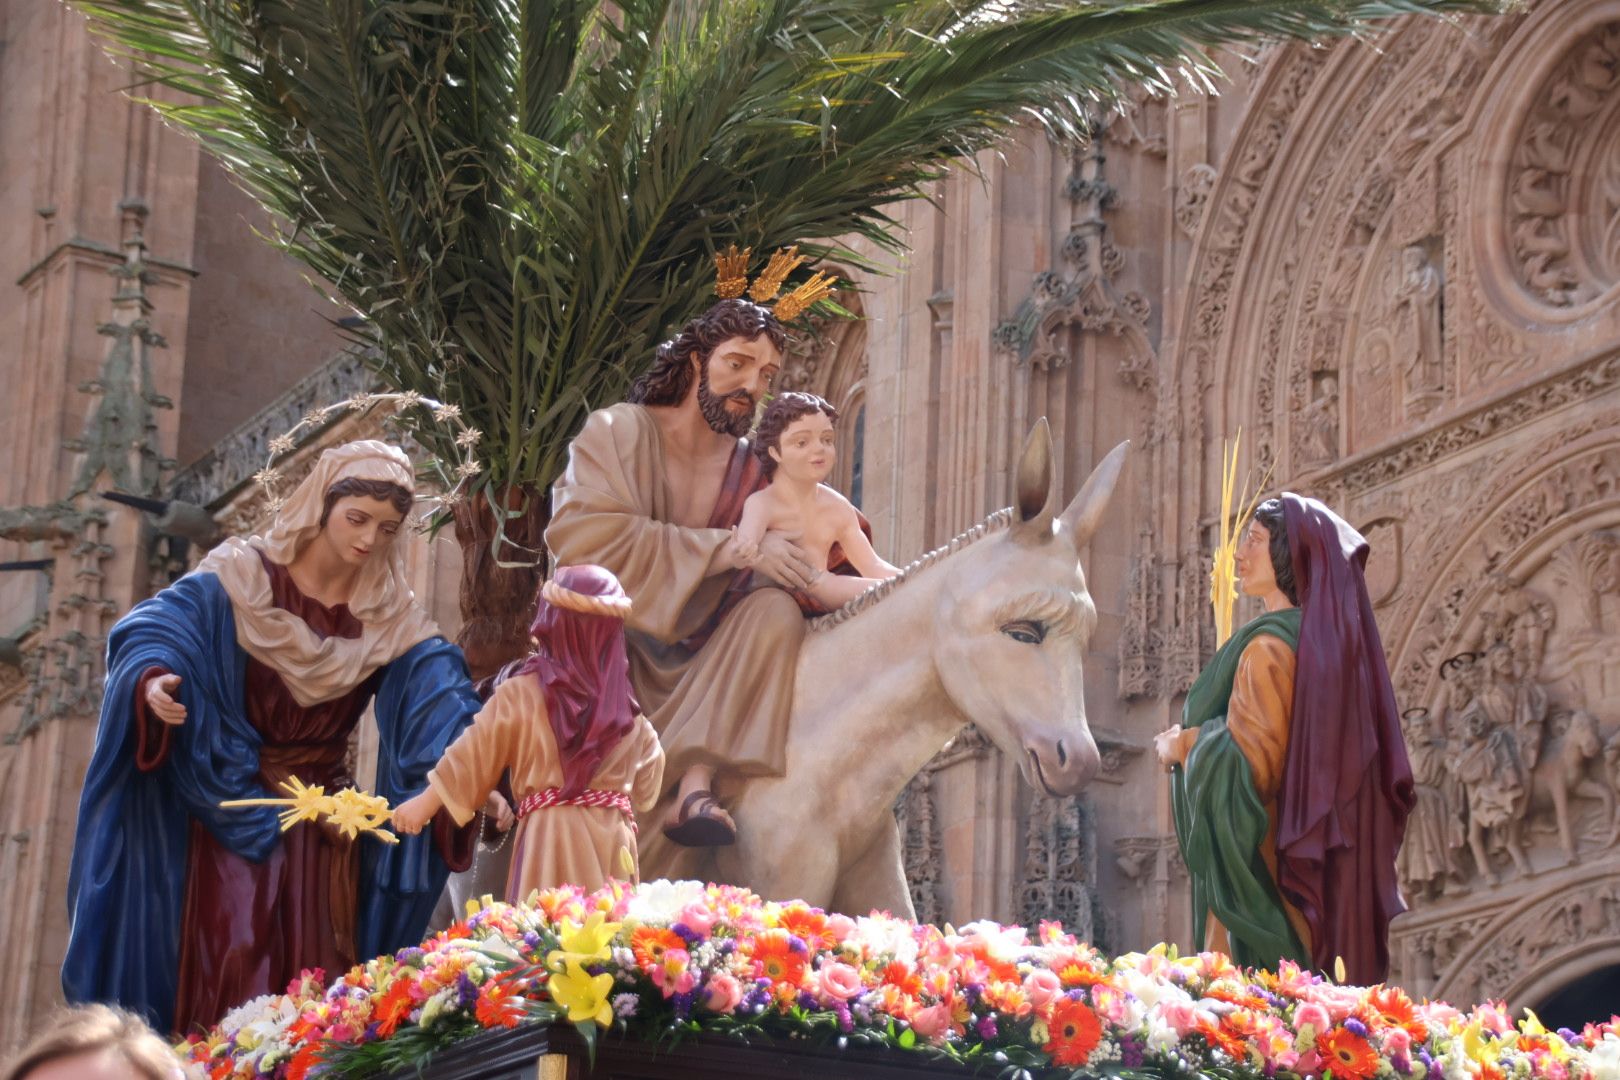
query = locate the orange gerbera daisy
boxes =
[373,978,417,1038]
[630,926,685,972]
[1358,986,1430,1043]
[1044,998,1103,1067]
[778,906,838,951]
[1207,983,1270,1011]
[1318,1026,1380,1080]
[475,974,527,1029]
[1055,959,1105,987]
[1197,1016,1250,1061]
[880,961,923,997]
[750,928,808,987]
[285,1043,325,1080]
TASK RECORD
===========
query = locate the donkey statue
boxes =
[641,420,1128,916]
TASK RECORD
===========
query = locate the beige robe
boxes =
[428,672,665,899]
[546,402,805,785]
[1174,634,1314,957]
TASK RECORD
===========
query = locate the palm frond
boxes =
[68,0,1512,495]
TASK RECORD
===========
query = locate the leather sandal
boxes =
[662,789,737,847]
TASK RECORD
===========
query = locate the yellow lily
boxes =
[548,911,620,971]
[548,958,615,1027]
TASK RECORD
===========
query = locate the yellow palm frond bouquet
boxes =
[1209,430,1272,648]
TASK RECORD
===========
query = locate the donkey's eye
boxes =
[1000,620,1046,645]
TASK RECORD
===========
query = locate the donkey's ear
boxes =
[1013,418,1059,538]
[1060,441,1130,547]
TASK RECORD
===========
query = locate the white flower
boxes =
[268,433,296,456]
[395,390,424,411]
[1590,1035,1620,1080]
[251,467,279,489]
[347,391,375,411]
[848,914,919,966]
[625,879,706,924]
[433,403,462,423]
[456,427,483,448]
[217,994,282,1036]
[267,496,285,514]
[456,459,483,479]
[303,408,328,427]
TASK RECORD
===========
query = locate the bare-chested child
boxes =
[734,392,900,608]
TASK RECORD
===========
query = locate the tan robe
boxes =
[546,402,806,784]
[427,672,665,899]
[1175,634,1314,957]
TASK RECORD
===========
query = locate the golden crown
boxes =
[712,244,837,321]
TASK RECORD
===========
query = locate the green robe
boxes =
[1171,609,1307,970]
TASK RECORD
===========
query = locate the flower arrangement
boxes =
[179,879,1620,1080]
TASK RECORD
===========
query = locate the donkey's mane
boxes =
[808,507,1017,632]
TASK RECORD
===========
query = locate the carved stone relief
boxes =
[1501,21,1620,311]
[1018,793,1102,948]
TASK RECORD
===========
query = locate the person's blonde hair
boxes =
[1,1004,184,1080]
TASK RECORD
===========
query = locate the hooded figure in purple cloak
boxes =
[1161,493,1415,984]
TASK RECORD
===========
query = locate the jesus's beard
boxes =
[698,366,756,438]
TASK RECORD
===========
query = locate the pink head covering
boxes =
[514,565,640,797]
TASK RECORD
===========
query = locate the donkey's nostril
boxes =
[1055,739,1068,767]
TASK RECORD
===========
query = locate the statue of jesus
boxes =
[546,299,821,849]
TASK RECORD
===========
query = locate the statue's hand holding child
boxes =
[728,526,760,569]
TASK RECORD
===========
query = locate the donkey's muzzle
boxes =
[1024,730,1101,796]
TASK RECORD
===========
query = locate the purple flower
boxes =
[613,993,639,1019]
[674,990,697,1021]
[672,924,700,945]
[835,1003,854,1033]
[1345,1018,1369,1039]
[1121,1036,1145,1068]
[395,947,425,965]
[1560,1030,1582,1046]
[522,931,541,951]
[716,939,737,956]
[797,991,818,1011]
[976,1015,998,1040]
[456,972,479,1009]
[788,935,810,955]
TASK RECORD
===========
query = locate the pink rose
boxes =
[704,971,743,1014]
[1382,1028,1412,1059]
[817,962,863,1003]
[1024,969,1063,1009]
[825,913,856,944]
[910,1002,955,1043]
[678,902,716,939]
[1158,999,1201,1038]
[1091,984,1130,1025]
[1294,1002,1331,1039]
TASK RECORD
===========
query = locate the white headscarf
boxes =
[194,440,442,706]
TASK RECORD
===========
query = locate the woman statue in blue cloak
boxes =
[64,440,482,1034]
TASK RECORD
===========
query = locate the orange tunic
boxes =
[1175,634,1313,957]
[428,672,665,900]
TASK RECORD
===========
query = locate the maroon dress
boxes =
[134,557,470,1033]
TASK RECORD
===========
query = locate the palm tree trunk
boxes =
[452,486,548,681]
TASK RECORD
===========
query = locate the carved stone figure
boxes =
[1394,244,1445,415]
[1299,375,1340,466]
[1453,706,1531,885]
[1470,570,1555,678]
[1510,706,1615,867]
[1399,708,1462,898]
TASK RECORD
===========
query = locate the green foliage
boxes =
[72,0,1507,499]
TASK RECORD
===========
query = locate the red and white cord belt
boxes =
[515,786,637,834]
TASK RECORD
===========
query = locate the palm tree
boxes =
[72,0,1500,674]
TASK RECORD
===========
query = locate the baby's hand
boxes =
[728,528,760,568]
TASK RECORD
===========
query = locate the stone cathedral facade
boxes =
[2,0,1618,1047]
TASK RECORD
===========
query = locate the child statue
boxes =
[392,565,666,898]
[733,392,899,609]
[64,441,483,1034]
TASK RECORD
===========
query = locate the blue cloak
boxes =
[62,571,478,1032]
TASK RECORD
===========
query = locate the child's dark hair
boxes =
[753,393,838,480]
